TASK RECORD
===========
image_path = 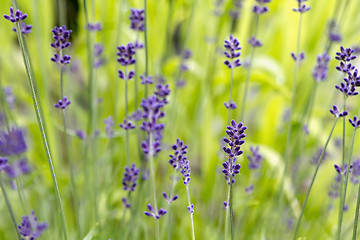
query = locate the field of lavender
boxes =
[1,0,360,239]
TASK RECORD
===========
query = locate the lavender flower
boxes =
[88,22,103,31]
[119,119,136,130]
[94,43,105,68]
[351,159,360,184]
[12,22,32,35]
[245,185,254,194]
[330,105,348,118]
[3,86,16,110]
[222,120,247,184]
[117,43,136,80]
[0,128,27,156]
[349,115,360,128]
[291,52,305,61]
[247,146,262,170]
[181,160,191,186]
[129,8,145,31]
[50,26,72,66]
[0,157,8,171]
[335,46,356,73]
[103,116,114,138]
[163,192,178,204]
[312,53,330,82]
[122,197,131,208]
[144,204,167,219]
[292,0,310,13]
[75,130,86,140]
[122,163,140,192]
[329,175,341,199]
[18,211,48,239]
[248,36,262,47]
[140,74,153,85]
[334,163,353,175]
[187,204,194,214]
[3,7,27,23]
[224,35,242,69]
[54,96,71,109]
[4,158,31,178]
[311,148,328,165]
[131,109,143,121]
[154,84,171,104]
[169,139,188,170]
[180,49,192,73]
[224,100,237,110]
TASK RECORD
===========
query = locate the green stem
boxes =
[148,132,160,240]
[167,168,177,240]
[239,14,259,121]
[337,96,347,240]
[225,187,230,240]
[144,0,149,97]
[229,175,234,240]
[13,20,68,240]
[186,185,195,240]
[353,160,360,239]
[277,12,303,236]
[125,66,130,166]
[227,66,234,123]
[0,176,21,240]
[293,118,338,239]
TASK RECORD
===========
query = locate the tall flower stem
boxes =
[186,185,196,240]
[144,0,149,97]
[125,67,130,165]
[148,132,160,240]
[229,174,234,240]
[0,176,21,240]
[336,97,347,240]
[277,13,303,237]
[167,168,177,240]
[225,188,230,240]
[239,14,259,120]
[353,163,360,239]
[293,118,338,239]
[228,67,234,123]
[13,18,68,240]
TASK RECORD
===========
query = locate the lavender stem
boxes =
[293,118,338,239]
[144,0,149,97]
[186,185,196,240]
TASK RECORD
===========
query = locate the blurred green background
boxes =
[1,0,360,239]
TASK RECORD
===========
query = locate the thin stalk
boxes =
[239,14,260,120]
[227,67,234,123]
[186,185,195,240]
[13,20,68,239]
[134,32,140,109]
[337,96,347,240]
[125,67,130,165]
[225,187,230,240]
[15,178,26,211]
[353,162,360,239]
[277,13,303,237]
[161,0,174,67]
[144,0,149,97]
[0,176,21,240]
[148,132,160,240]
[229,175,234,240]
[167,168,178,240]
[293,118,338,239]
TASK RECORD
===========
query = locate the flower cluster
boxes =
[330,105,348,118]
[247,146,263,170]
[351,159,360,184]
[12,22,32,35]
[54,96,71,109]
[94,43,105,68]
[104,116,114,138]
[129,8,145,31]
[18,211,48,239]
[0,157,8,170]
[312,53,330,82]
[4,158,31,179]
[292,0,310,13]
[328,20,342,43]
[3,86,16,110]
[117,43,136,80]
[291,52,305,62]
[169,139,188,170]
[88,22,102,31]
[140,75,153,85]
[50,26,72,64]
[163,192,178,204]
[224,101,237,110]
[223,35,242,69]
[248,36,262,48]
[180,159,191,186]
[121,163,140,192]
[349,115,360,129]
[119,119,136,130]
[222,120,247,185]
[335,46,357,73]
[334,163,353,176]
[3,7,27,23]
[0,128,27,156]
[253,0,271,15]
[144,204,167,219]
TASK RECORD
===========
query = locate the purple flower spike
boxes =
[122,197,131,208]
[291,52,305,61]
[12,22,32,35]
[349,115,360,128]
[0,157,8,171]
[50,26,72,51]
[4,158,31,178]
[222,120,247,185]
[129,8,145,32]
[140,74,153,85]
[224,100,237,110]
[144,204,167,219]
[122,163,140,192]
[4,7,28,23]
[248,36,262,47]
[119,118,136,131]
[104,116,114,138]
[252,5,269,15]
[18,211,48,239]
[75,130,86,140]
[117,43,136,67]
[187,204,194,214]
[224,35,242,69]
[334,163,353,175]
[351,159,360,184]
[88,22,103,31]
[313,53,330,82]
[51,53,71,65]
[0,128,27,156]
[330,105,348,118]
[292,0,310,13]
[169,138,188,170]
[245,185,254,194]
[247,146,263,170]
[54,96,71,109]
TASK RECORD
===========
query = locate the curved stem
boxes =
[293,118,338,239]
[0,176,21,240]
[186,185,195,240]
[13,20,68,240]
